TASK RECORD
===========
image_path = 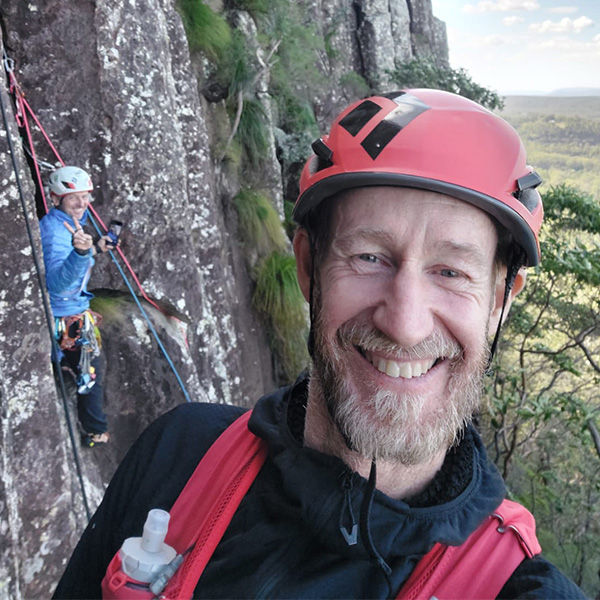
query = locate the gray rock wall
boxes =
[0,0,447,596]
[0,77,82,598]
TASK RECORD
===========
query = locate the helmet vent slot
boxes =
[339,100,382,136]
[360,104,429,160]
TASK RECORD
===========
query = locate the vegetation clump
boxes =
[389,57,503,110]
[234,187,287,256]
[253,251,308,380]
[176,0,232,60]
[484,183,600,595]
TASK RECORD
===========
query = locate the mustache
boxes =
[336,320,463,362]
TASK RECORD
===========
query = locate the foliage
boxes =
[388,57,504,110]
[498,109,600,201]
[283,199,296,241]
[217,30,258,99]
[89,293,132,325]
[339,72,370,99]
[234,98,270,168]
[482,184,600,596]
[253,251,309,380]
[176,0,231,60]
[224,0,271,17]
[255,0,323,135]
[234,188,287,256]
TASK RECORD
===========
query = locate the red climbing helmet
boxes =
[294,89,543,266]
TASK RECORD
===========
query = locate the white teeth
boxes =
[398,363,412,378]
[386,361,400,378]
[370,353,436,379]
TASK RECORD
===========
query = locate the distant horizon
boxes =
[431,1,600,98]
[501,87,600,97]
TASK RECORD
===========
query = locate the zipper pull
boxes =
[339,473,358,546]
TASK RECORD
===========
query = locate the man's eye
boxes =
[358,254,378,263]
[440,268,460,278]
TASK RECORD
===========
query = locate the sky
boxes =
[429,0,600,95]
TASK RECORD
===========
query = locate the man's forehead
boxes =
[330,186,496,227]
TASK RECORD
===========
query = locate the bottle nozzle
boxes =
[141,509,170,553]
[119,509,177,583]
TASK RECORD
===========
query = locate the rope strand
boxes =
[0,59,92,520]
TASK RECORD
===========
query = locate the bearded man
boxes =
[54,90,585,599]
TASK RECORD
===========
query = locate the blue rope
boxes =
[89,215,192,403]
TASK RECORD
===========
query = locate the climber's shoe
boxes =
[82,432,110,447]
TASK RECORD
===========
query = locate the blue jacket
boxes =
[39,208,94,317]
[53,376,587,599]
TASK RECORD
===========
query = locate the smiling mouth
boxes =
[359,348,439,379]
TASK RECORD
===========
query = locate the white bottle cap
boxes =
[119,509,177,583]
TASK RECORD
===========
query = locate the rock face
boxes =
[0,0,447,596]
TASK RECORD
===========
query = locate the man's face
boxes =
[306,187,504,465]
[53,191,91,221]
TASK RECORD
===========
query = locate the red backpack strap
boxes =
[396,499,542,600]
[161,410,268,599]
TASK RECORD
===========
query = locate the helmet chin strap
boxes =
[487,250,525,370]
[306,230,318,360]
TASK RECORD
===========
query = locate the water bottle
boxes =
[102,509,183,599]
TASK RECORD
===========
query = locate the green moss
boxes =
[176,0,231,60]
[89,294,132,325]
[253,251,308,381]
[339,72,370,99]
[234,188,287,256]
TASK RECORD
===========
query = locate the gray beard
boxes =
[311,314,489,465]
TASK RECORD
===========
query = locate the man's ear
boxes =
[488,267,527,336]
[50,193,61,208]
[293,228,312,302]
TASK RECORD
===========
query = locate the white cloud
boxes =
[548,6,578,14]
[527,33,600,55]
[529,16,594,34]
[481,33,512,45]
[463,0,540,13]
[503,15,525,26]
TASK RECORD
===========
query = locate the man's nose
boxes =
[372,268,435,349]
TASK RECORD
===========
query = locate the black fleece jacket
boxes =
[54,376,586,599]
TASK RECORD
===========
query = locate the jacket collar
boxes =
[249,374,506,558]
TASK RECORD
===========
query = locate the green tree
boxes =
[483,185,600,596]
[389,57,503,110]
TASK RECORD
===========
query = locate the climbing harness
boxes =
[55,310,103,393]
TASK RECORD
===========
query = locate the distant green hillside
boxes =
[498,96,600,201]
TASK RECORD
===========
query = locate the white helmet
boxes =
[48,166,93,197]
